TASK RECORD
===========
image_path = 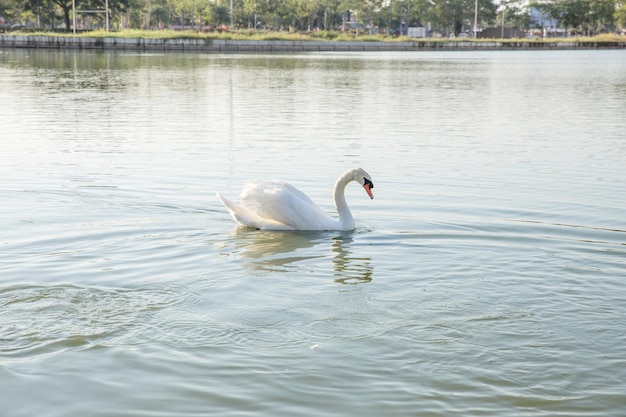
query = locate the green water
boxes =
[1,48,625,416]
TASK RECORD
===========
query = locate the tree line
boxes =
[1,0,625,36]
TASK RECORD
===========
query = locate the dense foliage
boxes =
[1,0,624,35]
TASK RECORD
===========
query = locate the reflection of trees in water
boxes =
[10,49,215,94]
[224,229,373,284]
[331,235,373,285]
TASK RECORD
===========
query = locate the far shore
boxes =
[1,32,625,52]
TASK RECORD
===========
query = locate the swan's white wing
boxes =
[217,193,292,230]
[238,181,338,230]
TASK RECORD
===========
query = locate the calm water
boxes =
[1,48,625,416]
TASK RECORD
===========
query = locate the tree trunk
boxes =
[62,3,71,32]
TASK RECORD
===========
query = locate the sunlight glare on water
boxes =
[1,48,625,417]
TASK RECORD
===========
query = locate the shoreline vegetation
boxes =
[1,30,625,51]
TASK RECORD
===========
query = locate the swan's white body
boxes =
[217,168,374,231]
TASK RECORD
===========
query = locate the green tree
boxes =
[23,0,134,31]
[426,0,495,36]
[0,0,26,24]
[210,3,230,27]
[165,0,199,27]
[561,0,591,32]
[497,0,531,30]
[536,0,619,34]
[617,3,626,30]
[589,0,617,31]
[385,0,428,34]
[25,0,74,31]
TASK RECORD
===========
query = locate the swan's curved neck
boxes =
[333,170,355,230]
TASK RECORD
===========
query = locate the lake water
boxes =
[1,47,625,416]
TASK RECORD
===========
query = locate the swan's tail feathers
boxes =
[217,193,249,226]
[216,192,279,229]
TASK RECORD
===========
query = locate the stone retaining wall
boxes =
[1,35,625,52]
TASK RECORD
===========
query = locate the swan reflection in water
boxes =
[331,234,373,285]
[221,229,372,283]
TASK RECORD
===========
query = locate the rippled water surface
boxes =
[1,48,625,416]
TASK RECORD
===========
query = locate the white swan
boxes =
[217,167,374,231]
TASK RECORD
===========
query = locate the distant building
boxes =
[407,27,427,38]
[478,27,525,39]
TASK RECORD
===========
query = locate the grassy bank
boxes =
[13,29,626,45]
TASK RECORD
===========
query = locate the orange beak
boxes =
[364,183,374,199]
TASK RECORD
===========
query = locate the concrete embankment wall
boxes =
[1,35,625,52]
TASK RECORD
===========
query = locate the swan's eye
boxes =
[364,178,374,188]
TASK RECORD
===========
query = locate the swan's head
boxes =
[352,168,374,200]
